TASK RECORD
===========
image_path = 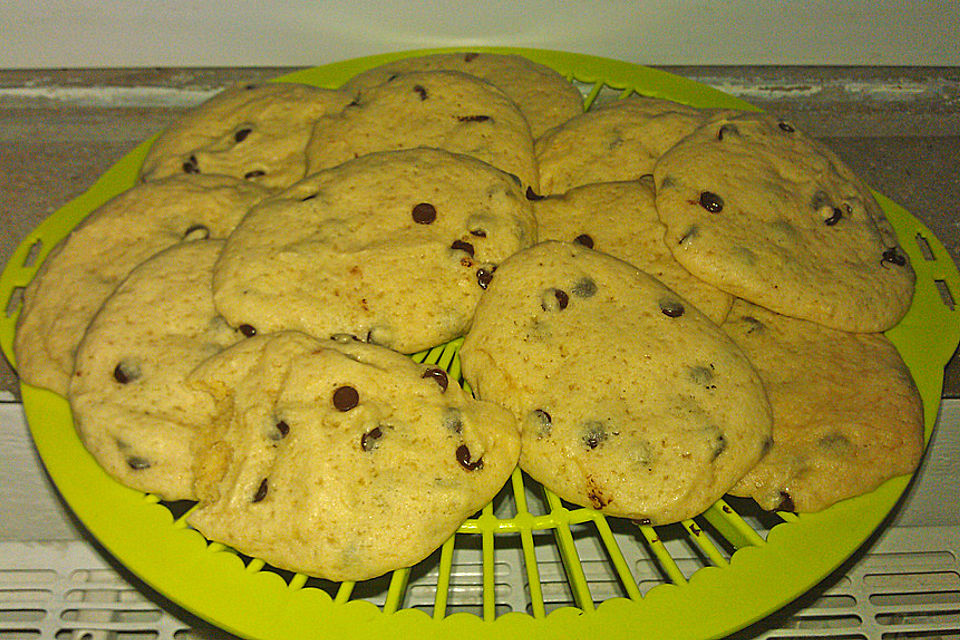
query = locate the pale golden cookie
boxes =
[459,241,772,525]
[212,147,537,353]
[13,174,270,395]
[140,82,352,189]
[533,179,733,324]
[305,70,539,192]
[341,51,584,138]
[535,95,723,194]
[69,240,242,500]
[653,110,915,332]
[722,300,924,512]
[186,331,520,581]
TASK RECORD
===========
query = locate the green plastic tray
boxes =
[2,47,958,640]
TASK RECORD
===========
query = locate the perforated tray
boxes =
[1,48,958,640]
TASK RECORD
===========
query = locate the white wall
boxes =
[4,1,959,68]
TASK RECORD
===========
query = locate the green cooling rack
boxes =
[1,48,958,640]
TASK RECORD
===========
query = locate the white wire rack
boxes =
[1,524,958,640]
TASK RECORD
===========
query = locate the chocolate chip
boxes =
[182,223,210,241]
[688,365,715,387]
[244,170,266,180]
[301,193,317,201]
[776,491,795,512]
[778,121,795,133]
[182,155,200,174]
[113,361,140,384]
[412,202,437,224]
[477,266,495,289]
[810,190,831,211]
[634,518,652,526]
[253,478,269,503]
[717,123,739,140]
[540,288,569,311]
[881,247,907,267]
[413,84,428,100]
[573,234,594,249]
[528,409,552,438]
[422,367,448,392]
[525,186,545,201]
[333,385,359,411]
[456,444,483,471]
[451,239,475,256]
[711,432,727,460]
[469,228,487,237]
[361,426,383,452]
[581,421,607,450]
[464,52,479,62]
[275,420,290,438]
[458,115,491,122]
[572,277,597,298]
[234,127,252,143]
[659,298,685,318]
[679,225,699,245]
[347,99,360,108]
[238,324,257,338]
[699,191,724,213]
[825,207,843,226]
[443,408,463,434]
[741,316,765,334]
[126,456,151,470]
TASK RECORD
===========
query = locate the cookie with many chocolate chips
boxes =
[722,300,924,512]
[340,51,584,138]
[186,331,520,581]
[653,110,916,332]
[459,241,772,525]
[212,147,537,353]
[534,179,733,324]
[140,82,353,189]
[304,70,540,192]
[13,174,271,395]
[534,95,726,194]
[68,240,243,500]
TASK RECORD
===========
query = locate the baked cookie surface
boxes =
[533,179,733,324]
[653,110,916,332]
[140,82,353,189]
[459,241,772,525]
[186,331,520,581]
[722,300,924,512]
[340,51,584,138]
[534,95,722,194]
[305,70,539,192]
[68,240,242,500]
[212,147,537,353]
[13,174,270,395]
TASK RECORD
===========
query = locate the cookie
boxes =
[185,331,521,581]
[533,179,733,324]
[13,174,271,395]
[340,51,584,138]
[212,147,537,353]
[722,300,924,512]
[459,241,772,525]
[304,70,539,192]
[140,82,353,189]
[68,240,243,500]
[534,95,723,194]
[653,110,916,332]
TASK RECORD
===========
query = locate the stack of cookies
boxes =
[13,52,923,581]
